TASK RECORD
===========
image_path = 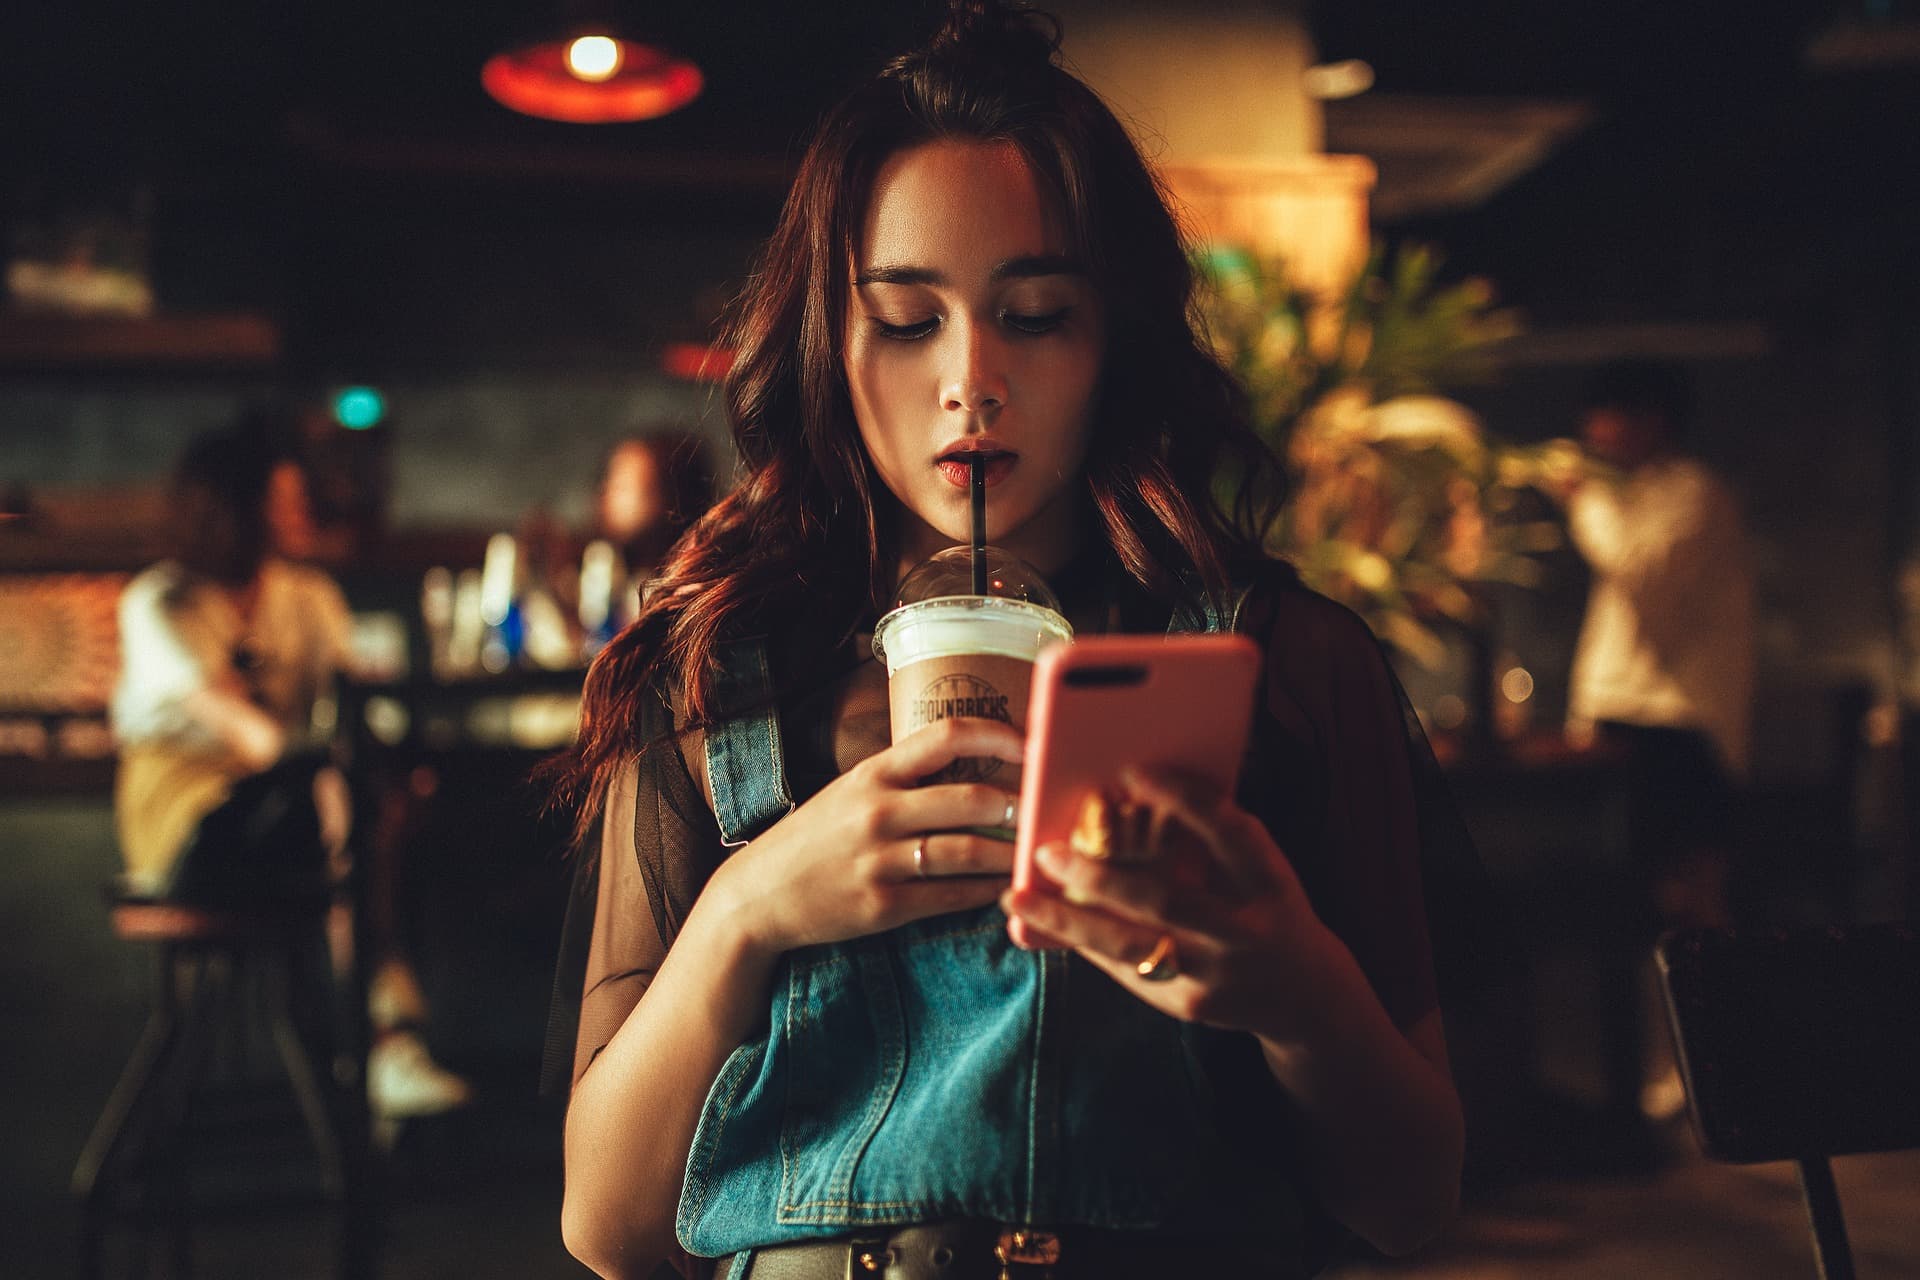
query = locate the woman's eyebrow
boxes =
[853,253,1087,289]
[855,265,942,287]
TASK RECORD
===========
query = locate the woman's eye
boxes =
[1003,307,1071,335]
[872,317,939,341]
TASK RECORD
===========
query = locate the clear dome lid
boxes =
[873,546,1071,673]
[892,545,1064,613]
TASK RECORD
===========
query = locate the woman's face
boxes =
[1579,406,1665,470]
[598,441,665,540]
[843,138,1105,578]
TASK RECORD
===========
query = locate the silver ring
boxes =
[913,837,929,879]
[1002,799,1017,828]
[1135,933,1179,983]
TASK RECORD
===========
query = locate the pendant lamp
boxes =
[482,20,702,124]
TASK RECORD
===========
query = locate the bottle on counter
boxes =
[577,538,622,660]
[478,533,525,673]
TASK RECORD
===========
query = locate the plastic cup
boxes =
[872,548,1072,811]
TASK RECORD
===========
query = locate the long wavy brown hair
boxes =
[548,0,1284,833]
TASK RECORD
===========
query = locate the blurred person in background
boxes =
[111,417,471,1122]
[1558,359,1754,926]
[1549,359,1754,1132]
[594,432,717,587]
[571,432,718,651]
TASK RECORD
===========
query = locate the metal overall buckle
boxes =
[994,1227,1061,1280]
[846,1234,895,1278]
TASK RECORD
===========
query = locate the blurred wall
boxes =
[1051,0,1322,158]
[0,182,755,533]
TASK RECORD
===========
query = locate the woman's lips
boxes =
[936,453,1017,488]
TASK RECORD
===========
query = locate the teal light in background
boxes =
[332,386,387,430]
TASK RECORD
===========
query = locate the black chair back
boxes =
[1656,924,1920,1279]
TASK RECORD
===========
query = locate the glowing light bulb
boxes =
[1501,666,1536,704]
[566,35,622,82]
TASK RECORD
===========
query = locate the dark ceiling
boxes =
[5,0,1916,347]
[3,1,1880,190]
[1314,0,1840,102]
[4,1,936,194]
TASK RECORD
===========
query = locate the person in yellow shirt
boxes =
[112,421,470,1121]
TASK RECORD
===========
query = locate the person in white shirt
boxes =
[1565,367,1753,787]
[113,429,355,897]
[1551,360,1754,1134]
[1560,362,1754,908]
[112,422,470,1122]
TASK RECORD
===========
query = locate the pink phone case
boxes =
[1009,633,1261,948]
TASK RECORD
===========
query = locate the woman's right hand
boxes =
[705,715,1024,957]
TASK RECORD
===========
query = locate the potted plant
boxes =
[1198,244,1563,745]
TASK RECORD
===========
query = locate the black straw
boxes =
[970,455,987,594]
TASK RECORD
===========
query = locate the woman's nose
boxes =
[941,320,1008,415]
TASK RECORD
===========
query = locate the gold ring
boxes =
[913,837,929,879]
[1135,933,1179,982]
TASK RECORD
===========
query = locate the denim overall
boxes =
[681,588,1312,1270]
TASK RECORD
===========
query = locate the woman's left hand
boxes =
[1000,765,1339,1042]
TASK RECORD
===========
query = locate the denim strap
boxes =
[704,637,796,848]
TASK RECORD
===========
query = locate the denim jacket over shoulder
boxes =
[677,585,1315,1261]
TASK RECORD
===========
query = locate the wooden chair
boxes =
[71,887,357,1279]
[1656,924,1920,1280]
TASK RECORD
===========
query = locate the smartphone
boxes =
[1009,633,1261,948]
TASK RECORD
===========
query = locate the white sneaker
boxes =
[367,1030,473,1120]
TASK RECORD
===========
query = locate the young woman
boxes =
[553,4,1463,1276]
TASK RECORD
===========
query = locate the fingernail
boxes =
[1063,884,1095,906]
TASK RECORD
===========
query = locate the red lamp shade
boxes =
[482,35,702,124]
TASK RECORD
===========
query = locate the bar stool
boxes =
[72,886,356,1279]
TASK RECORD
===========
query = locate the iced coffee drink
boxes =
[871,547,1072,805]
